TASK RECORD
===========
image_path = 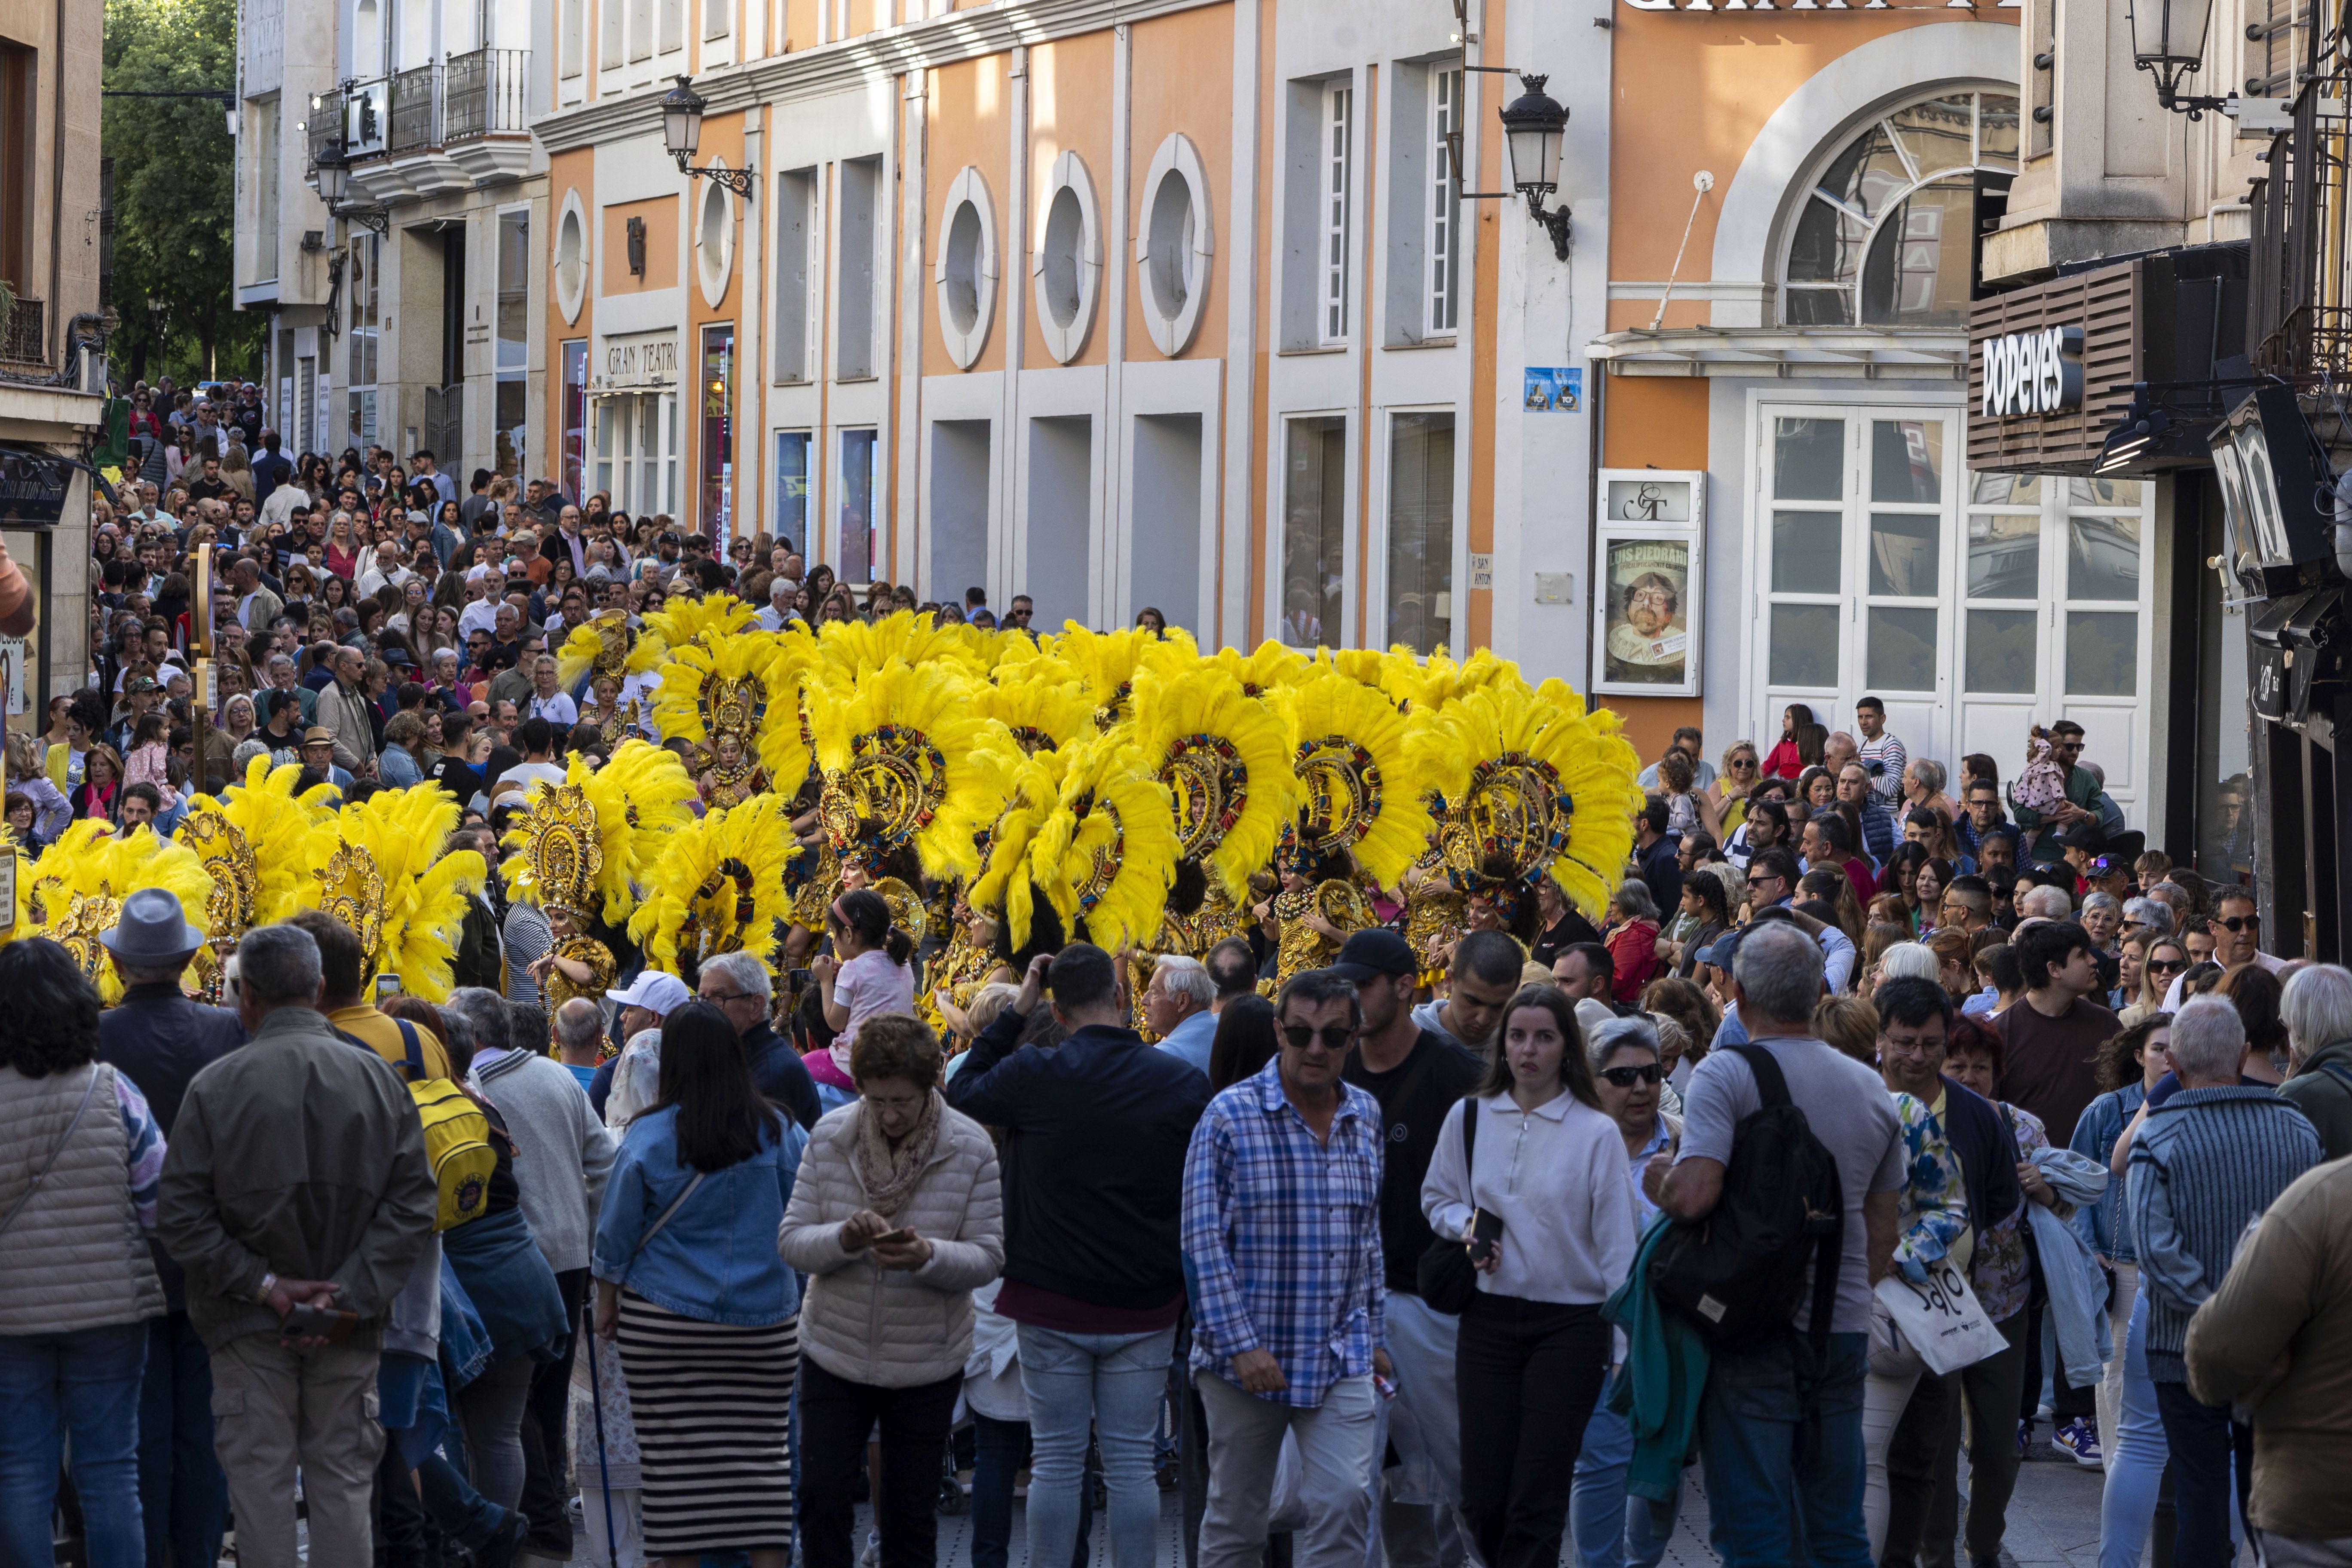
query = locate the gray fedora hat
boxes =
[98,888,207,966]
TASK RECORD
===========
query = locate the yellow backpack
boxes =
[353,1019,497,1231]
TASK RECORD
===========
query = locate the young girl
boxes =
[1761,703,1814,779]
[122,712,179,810]
[808,887,917,1112]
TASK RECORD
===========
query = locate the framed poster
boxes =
[1594,469,1705,698]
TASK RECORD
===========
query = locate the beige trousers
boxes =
[208,1329,386,1568]
[2095,1260,2138,1470]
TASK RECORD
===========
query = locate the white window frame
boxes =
[1321,81,1354,346]
[1275,410,1353,649]
[1427,68,1462,337]
[346,232,381,447]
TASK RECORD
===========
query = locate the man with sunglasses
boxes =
[1184,968,1390,1568]
[1333,931,1482,1568]
[1005,595,1038,638]
[2159,890,2286,1010]
[2006,720,2101,855]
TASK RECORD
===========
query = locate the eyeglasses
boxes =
[1599,1063,1662,1087]
[2218,914,2258,932]
[701,989,756,1006]
[1281,1023,1356,1052]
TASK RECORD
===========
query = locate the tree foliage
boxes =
[103,0,265,382]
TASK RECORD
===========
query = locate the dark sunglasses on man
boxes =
[1280,1023,1355,1052]
[2217,914,2259,933]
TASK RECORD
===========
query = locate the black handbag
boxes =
[1416,1099,1482,1314]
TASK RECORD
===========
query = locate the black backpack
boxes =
[1648,1044,1845,1354]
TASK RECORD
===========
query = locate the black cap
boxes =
[1330,928,1416,983]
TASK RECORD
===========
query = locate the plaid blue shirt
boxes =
[1181,1060,1386,1407]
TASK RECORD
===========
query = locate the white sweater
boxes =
[1421,1090,1641,1306]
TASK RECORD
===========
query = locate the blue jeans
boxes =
[968,1412,1096,1568]
[0,1320,150,1568]
[1569,1400,1679,1568]
[1018,1323,1176,1568]
[2099,1282,2170,1568]
[1696,1331,1871,1568]
[138,1309,226,1568]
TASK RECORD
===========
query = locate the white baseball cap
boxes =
[606,971,692,1015]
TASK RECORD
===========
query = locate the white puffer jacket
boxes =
[778,1098,1004,1387]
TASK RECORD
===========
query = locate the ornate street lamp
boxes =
[311,138,389,236]
[2129,0,2229,116]
[1444,70,1574,260]
[661,76,755,199]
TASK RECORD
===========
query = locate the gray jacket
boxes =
[158,1006,437,1348]
[470,1046,616,1274]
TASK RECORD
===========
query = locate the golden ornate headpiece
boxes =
[504,782,605,918]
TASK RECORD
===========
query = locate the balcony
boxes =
[0,297,46,367]
[445,49,533,184]
[307,86,348,166]
[388,62,441,155]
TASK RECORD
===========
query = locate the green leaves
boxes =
[104,0,264,379]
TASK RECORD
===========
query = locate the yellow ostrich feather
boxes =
[1317,646,1405,695]
[815,611,989,690]
[307,786,487,1002]
[972,668,1098,757]
[628,793,802,976]
[1022,738,1180,955]
[1056,624,1200,730]
[970,747,1070,952]
[1208,640,1312,698]
[806,658,1020,882]
[1128,662,1296,904]
[639,592,760,652]
[754,628,824,802]
[580,744,701,919]
[1427,678,1642,919]
[649,628,783,752]
[1277,671,1439,889]
[19,821,216,1001]
[1391,647,1531,716]
[555,612,636,691]
[181,754,340,928]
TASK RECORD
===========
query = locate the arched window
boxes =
[1780,91,2018,329]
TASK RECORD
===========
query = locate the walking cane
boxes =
[587,1302,622,1568]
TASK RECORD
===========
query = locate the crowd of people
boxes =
[0,391,2345,1568]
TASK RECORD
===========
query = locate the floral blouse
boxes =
[1893,1091,1968,1275]
[1971,1101,2055,1323]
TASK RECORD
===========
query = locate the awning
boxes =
[1586,327,1969,380]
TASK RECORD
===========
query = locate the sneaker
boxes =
[2053,1416,2103,1468]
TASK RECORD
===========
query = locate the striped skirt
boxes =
[612,1290,799,1556]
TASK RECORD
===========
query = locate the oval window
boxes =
[554,204,586,318]
[1146,171,1194,320]
[1040,186,1085,330]
[943,199,984,334]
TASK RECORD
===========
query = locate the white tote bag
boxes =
[1874,1258,2008,1376]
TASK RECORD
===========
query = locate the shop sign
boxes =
[601,332,680,389]
[0,449,74,527]
[2254,645,2289,721]
[1978,325,2083,418]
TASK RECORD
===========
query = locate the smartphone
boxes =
[376,973,403,998]
[873,1227,916,1246]
[1468,1210,1505,1266]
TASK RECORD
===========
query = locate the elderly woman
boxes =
[2080,891,2125,956]
[2277,962,2352,1160]
[778,1014,1002,1568]
[1603,882,1662,1004]
[0,937,169,1568]
[1565,1015,1684,1568]
[202,692,260,785]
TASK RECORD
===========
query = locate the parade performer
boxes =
[307,784,490,1001]
[177,754,340,995]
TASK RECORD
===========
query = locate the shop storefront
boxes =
[588,330,683,522]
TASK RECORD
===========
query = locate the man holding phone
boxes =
[158,923,438,1568]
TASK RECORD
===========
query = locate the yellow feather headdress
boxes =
[179,754,341,937]
[815,610,989,691]
[1020,737,1180,955]
[805,658,1019,882]
[307,786,486,1002]
[1209,640,1312,698]
[650,627,782,767]
[628,793,803,976]
[499,777,606,921]
[1424,677,1642,919]
[1056,624,1200,731]
[556,611,637,691]
[579,744,701,920]
[1128,662,1296,903]
[973,659,1098,757]
[17,822,215,1003]
[968,747,1068,952]
[1277,670,1437,888]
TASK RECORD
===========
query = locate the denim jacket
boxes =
[592,1105,807,1326]
[2067,1083,2146,1264]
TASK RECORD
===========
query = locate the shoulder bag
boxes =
[1416,1097,1484,1314]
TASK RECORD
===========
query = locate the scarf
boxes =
[854,1089,945,1220]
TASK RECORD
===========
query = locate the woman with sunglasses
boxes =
[1703,742,1761,836]
[1422,985,1635,1568]
[1565,1014,1686,1568]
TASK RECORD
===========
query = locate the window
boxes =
[561,0,585,78]
[936,168,997,371]
[560,340,587,502]
[1282,416,1347,647]
[774,431,810,549]
[496,209,529,373]
[1321,82,1354,344]
[0,44,31,297]
[346,233,380,444]
[660,0,684,53]
[1427,69,1462,337]
[837,158,880,379]
[1388,412,1454,655]
[774,168,815,382]
[1780,92,2019,328]
[704,0,730,40]
[700,324,735,536]
[254,99,280,282]
[596,393,680,516]
[554,197,587,322]
[298,356,317,452]
[1034,152,1101,365]
[1137,134,1212,356]
[840,428,879,583]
